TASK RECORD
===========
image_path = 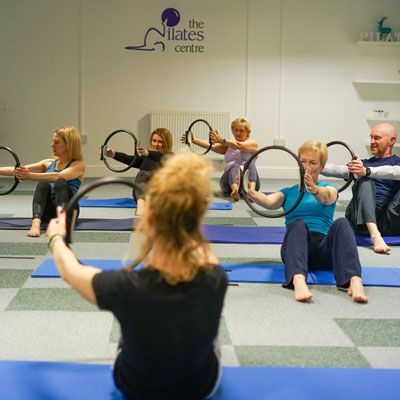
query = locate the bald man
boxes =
[322,123,400,253]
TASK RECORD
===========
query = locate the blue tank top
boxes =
[280,181,337,235]
[46,160,81,194]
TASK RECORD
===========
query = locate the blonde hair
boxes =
[126,152,214,284]
[298,140,328,166]
[150,128,173,153]
[231,117,251,136]
[54,126,83,161]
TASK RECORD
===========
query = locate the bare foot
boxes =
[371,232,391,254]
[348,276,368,303]
[27,218,41,237]
[293,274,313,302]
[366,222,391,253]
[136,199,146,216]
[230,183,240,201]
[230,190,240,201]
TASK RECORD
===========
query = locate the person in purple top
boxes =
[0,126,85,237]
[183,117,259,201]
[322,123,400,254]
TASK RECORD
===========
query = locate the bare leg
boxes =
[366,222,391,253]
[347,276,368,303]
[230,183,240,201]
[293,274,313,302]
[27,218,41,237]
[136,199,146,216]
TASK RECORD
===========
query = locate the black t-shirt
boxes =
[92,265,228,400]
[362,155,400,205]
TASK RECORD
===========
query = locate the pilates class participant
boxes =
[183,117,259,201]
[46,152,228,400]
[322,123,400,254]
[248,140,368,303]
[104,128,173,216]
[0,126,85,237]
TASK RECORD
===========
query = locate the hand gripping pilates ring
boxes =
[184,119,214,155]
[239,145,306,218]
[326,141,356,193]
[0,146,21,195]
[100,129,138,173]
[64,177,140,245]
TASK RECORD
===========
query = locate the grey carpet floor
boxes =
[1,178,400,369]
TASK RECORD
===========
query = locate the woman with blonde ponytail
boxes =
[46,152,228,400]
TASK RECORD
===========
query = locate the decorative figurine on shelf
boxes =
[378,17,392,41]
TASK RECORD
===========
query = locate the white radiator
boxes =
[150,111,230,159]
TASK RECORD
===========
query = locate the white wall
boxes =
[1,0,399,178]
[0,0,80,162]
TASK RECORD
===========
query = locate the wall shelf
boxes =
[353,80,400,101]
[355,40,400,148]
[356,41,400,47]
[366,117,400,122]
[353,79,400,85]
[355,41,400,57]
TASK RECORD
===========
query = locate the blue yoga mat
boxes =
[79,197,137,208]
[202,225,400,246]
[0,217,136,231]
[1,218,400,246]
[79,197,232,210]
[0,361,399,400]
[203,225,287,244]
[31,259,400,287]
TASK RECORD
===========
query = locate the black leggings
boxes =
[133,170,153,201]
[32,178,79,222]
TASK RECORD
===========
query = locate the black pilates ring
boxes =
[100,129,138,173]
[0,146,21,195]
[239,145,306,218]
[64,177,141,245]
[185,119,214,155]
[326,141,356,193]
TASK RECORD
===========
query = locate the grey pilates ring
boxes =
[0,146,21,195]
[184,119,214,155]
[326,141,356,193]
[239,145,306,218]
[100,129,138,173]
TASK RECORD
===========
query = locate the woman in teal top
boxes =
[248,140,368,303]
[13,126,84,237]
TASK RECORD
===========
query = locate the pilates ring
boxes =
[326,141,356,193]
[0,146,21,195]
[184,119,214,155]
[239,145,306,218]
[100,129,138,173]
[64,177,140,245]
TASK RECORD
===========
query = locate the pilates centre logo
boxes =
[125,7,205,53]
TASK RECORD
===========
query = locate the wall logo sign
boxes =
[125,8,205,53]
